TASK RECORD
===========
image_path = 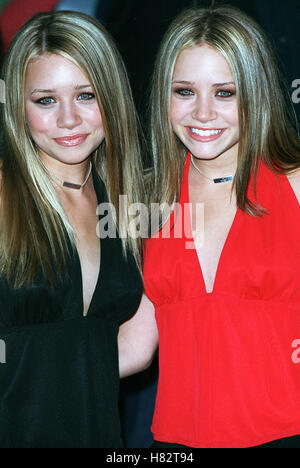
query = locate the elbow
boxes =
[120,343,158,379]
[130,345,157,375]
[142,346,158,371]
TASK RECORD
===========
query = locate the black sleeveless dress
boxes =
[0,167,143,448]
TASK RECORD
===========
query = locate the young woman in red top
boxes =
[119,5,300,448]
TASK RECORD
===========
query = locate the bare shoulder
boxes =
[287,168,300,204]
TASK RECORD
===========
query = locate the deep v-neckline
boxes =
[75,166,104,317]
[78,239,101,317]
[183,153,240,295]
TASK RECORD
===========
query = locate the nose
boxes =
[57,101,82,129]
[192,95,217,122]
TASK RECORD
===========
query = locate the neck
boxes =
[191,151,238,180]
[41,155,92,189]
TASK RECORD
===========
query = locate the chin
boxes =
[188,150,221,161]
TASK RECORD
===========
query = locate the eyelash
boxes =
[217,90,234,98]
[35,92,95,105]
[78,92,95,101]
[174,88,234,98]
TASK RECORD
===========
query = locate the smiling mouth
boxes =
[187,127,225,141]
[54,134,89,147]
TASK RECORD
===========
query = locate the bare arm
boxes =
[287,167,300,204]
[118,294,158,378]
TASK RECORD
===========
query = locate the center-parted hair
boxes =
[0,11,144,288]
[150,4,300,215]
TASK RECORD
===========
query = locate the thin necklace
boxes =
[190,154,233,184]
[43,161,92,190]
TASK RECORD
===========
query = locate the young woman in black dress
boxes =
[0,11,144,448]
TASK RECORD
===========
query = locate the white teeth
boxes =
[190,128,222,136]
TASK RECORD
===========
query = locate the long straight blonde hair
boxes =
[150,4,300,214]
[0,11,144,288]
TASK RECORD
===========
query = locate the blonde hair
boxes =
[0,11,144,288]
[150,4,300,214]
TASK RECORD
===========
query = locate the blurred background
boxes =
[0,0,299,448]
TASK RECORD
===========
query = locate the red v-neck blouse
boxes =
[143,153,300,448]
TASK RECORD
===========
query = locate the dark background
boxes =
[101,0,300,126]
[0,0,299,447]
[1,0,300,123]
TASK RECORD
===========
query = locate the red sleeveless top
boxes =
[144,154,300,448]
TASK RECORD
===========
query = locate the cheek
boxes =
[25,107,52,137]
[90,108,105,142]
[171,94,183,115]
[93,112,105,141]
[170,99,186,132]
[88,109,105,142]
[223,103,239,126]
[85,105,103,127]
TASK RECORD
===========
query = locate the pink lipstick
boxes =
[54,134,89,147]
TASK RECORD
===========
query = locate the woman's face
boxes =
[171,44,239,162]
[24,53,105,166]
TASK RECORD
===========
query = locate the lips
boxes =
[54,134,89,147]
[186,127,226,142]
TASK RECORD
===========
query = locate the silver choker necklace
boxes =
[191,154,233,184]
[43,161,92,190]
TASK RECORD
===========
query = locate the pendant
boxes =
[63,181,82,189]
[213,176,233,184]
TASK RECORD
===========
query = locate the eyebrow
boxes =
[172,80,235,87]
[30,84,92,95]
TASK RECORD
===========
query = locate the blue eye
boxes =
[175,88,193,96]
[217,90,234,97]
[36,96,55,105]
[78,92,95,101]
